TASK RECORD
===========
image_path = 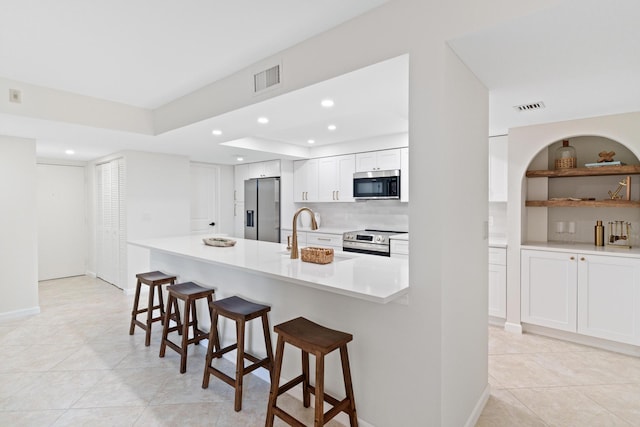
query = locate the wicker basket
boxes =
[301,247,334,264]
[555,157,577,169]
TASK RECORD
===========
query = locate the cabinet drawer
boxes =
[306,232,342,248]
[390,239,409,255]
[489,248,506,265]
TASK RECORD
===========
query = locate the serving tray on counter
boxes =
[203,237,237,247]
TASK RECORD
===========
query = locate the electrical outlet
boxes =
[9,88,21,104]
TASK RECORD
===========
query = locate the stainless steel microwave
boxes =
[353,169,400,200]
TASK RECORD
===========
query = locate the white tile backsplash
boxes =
[298,201,408,232]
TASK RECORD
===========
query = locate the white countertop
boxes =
[521,241,640,258]
[129,235,409,303]
[390,233,409,241]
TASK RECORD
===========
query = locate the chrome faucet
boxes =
[290,207,318,259]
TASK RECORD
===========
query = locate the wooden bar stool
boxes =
[202,296,274,412]
[266,317,358,427]
[129,271,179,346]
[159,282,214,373]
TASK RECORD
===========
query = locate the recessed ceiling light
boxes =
[236,156,244,162]
[257,117,269,124]
[327,124,337,131]
[320,99,334,108]
[212,129,222,136]
[65,149,75,155]
[307,139,315,144]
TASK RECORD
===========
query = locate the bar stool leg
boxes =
[144,284,156,346]
[179,299,191,374]
[261,313,275,382]
[340,345,358,426]
[266,335,286,427]
[129,279,142,335]
[314,353,325,426]
[159,294,173,358]
[234,319,246,411]
[158,286,166,325]
[202,311,220,389]
[302,350,310,407]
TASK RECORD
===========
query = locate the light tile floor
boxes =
[3,276,640,426]
[478,325,640,426]
[0,276,343,427]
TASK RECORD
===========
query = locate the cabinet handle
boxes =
[570,256,575,260]
[332,190,336,200]
[580,257,586,261]
[317,238,331,241]
[336,190,339,200]
[234,190,237,201]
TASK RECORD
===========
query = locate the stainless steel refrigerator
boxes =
[244,177,280,243]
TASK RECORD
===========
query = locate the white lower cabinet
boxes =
[577,254,640,345]
[306,232,343,249]
[521,249,640,345]
[390,238,409,259]
[488,247,506,319]
[521,249,579,332]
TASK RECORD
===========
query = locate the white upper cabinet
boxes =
[248,159,281,178]
[234,164,250,202]
[355,149,401,172]
[317,155,355,202]
[489,135,508,202]
[293,159,318,202]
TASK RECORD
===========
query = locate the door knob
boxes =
[209,222,216,226]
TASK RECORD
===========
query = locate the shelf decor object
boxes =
[554,139,577,169]
[607,176,631,200]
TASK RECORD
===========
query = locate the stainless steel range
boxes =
[342,229,407,257]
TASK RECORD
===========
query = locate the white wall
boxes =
[0,136,39,318]
[507,111,640,330]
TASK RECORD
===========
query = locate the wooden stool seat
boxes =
[129,271,178,346]
[202,296,274,412]
[266,317,358,427]
[159,281,214,373]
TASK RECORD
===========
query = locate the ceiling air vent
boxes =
[254,65,280,93]
[513,101,545,112]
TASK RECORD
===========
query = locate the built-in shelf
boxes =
[526,199,640,208]
[526,165,640,178]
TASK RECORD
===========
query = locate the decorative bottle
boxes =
[594,220,605,246]
[554,139,577,169]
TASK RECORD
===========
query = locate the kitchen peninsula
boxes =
[129,234,410,424]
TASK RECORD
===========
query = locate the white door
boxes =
[190,163,219,234]
[37,164,87,280]
[96,159,125,288]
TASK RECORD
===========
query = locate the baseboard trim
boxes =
[86,270,97,278]
[523,323,640,357]
[504,322,523,334]
[0,306,40,322]
[465,384,491,427]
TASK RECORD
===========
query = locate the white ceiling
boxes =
[449,0,640,136]
[1,0,639,163]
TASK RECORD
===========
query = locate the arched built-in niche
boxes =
[524,135,640,245]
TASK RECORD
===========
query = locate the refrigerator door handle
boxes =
[246,210,254,227]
